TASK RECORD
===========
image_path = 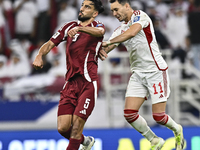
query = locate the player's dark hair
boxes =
[89,0,104,14]
[109,0,130,5]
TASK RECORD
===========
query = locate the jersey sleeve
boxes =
[95,21,105,30]
[109,27,121,46]
[94,21,106,35]
[131,11,149,28]
[50,28,65,46]
[50,22,75,46]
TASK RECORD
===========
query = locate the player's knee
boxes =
[153,112,168,125]
[57,126,67,134]
[124,109,139,124]
[57,123,71,134]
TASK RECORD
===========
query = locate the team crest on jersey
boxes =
[133,16,140,23]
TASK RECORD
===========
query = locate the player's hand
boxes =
[102,40,112,47]
[32,55,43,70]
[99,48,108,61]
[68,27,79,38]
[102,41,108,47]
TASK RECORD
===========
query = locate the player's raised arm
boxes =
[68,26,105,38]
[32,40,55,70]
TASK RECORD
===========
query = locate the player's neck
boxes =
[125,10,134,23]
[80,18,95,27]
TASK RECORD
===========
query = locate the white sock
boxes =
[164,115,180,135]
[82,136,90,146]
[130,115,157,141]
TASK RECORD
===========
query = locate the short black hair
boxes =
[109,0,130,5]
[89,0,104,14]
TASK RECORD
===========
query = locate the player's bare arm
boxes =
[99,44,117,61]
[68,26,105,38]
[33,40,55,70]
[102,23,142,47]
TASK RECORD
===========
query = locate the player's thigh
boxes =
[125,73,148,110]
[57,103,75,132]
[125,97,146,110]
[74,81,98,121]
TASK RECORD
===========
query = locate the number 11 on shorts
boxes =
[153,82,163,95]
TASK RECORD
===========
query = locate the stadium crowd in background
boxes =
[0,0,200,101]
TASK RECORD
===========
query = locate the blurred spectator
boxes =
[170,0,189,15]
[13,0,38,44]
[151,16,170,49]
[48,53,65,77]
[96,7,120,41]
[1,0,15,39]
[0,54,7,78]
[188,0,196,12]
[154,0,170,28]
[164,6,189,49]
[35,0,54,43]
[146,1,157,16]
[188,0,200,70]
[6,39,31,78]
[0,0,6,55]
[164,6,190,78]
[130,0,144,10]
[0,0,15,57]
[145,1,165,28]
[57,0,77,27]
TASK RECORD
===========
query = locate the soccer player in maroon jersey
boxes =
[33,0,105,150]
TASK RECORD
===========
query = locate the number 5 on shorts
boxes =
[84,98,90,109]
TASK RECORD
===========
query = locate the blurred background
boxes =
[0,0,200,150]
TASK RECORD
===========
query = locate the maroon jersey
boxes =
[50,20,105,82]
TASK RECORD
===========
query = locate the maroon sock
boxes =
[60,128,84,144]
[66,138,81,150]
[80,134,84,144]
[60,127,72,140]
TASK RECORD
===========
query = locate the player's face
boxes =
[110,1,128,22]
[78,0,98,22]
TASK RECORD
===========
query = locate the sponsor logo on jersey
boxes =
[133,16,140,23]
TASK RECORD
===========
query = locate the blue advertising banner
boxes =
[0,127,200,150]
[0,101,58,121]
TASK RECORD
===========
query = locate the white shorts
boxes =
[125,70,170,104]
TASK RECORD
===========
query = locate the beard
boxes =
[78,12,91,22]
[78,15,91,22]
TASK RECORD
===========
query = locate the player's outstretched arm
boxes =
[102,23,142,47]
[33,40,55,70]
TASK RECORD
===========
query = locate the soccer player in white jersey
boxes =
[99,0,185,150]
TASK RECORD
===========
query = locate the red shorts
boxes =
[57,75,99,121]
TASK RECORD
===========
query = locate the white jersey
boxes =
[110,10,168,72]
